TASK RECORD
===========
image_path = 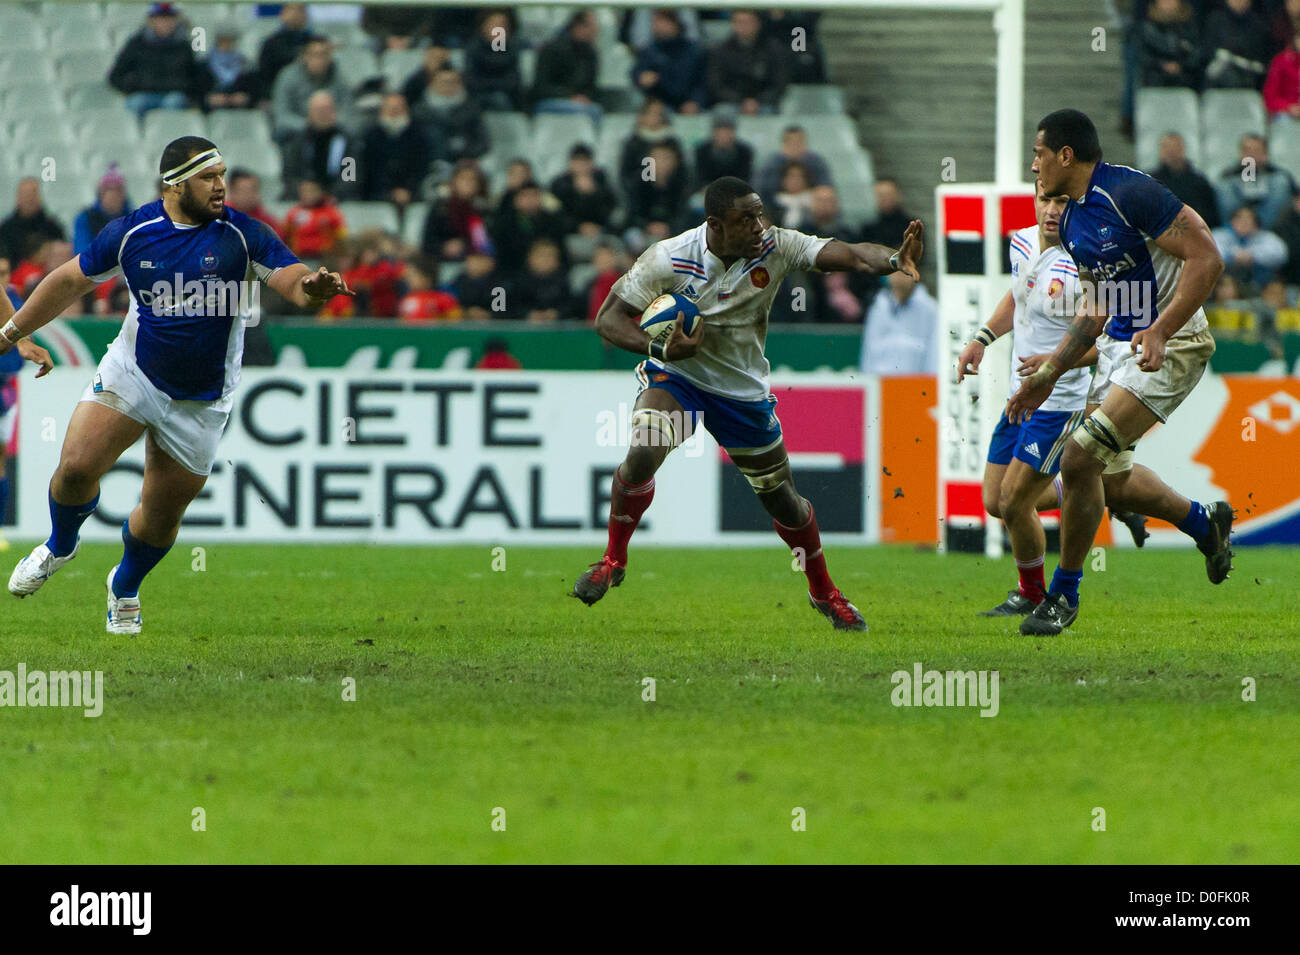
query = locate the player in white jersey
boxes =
[571,176,924,631]
[957,181,1150,617]
[2,136,351,633]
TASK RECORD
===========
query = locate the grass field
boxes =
[0,540,1295,864]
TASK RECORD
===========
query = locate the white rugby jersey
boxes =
[611,223,831,400]
[1007,225,1091,413]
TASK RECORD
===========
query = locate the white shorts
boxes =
[1086,327,1215,423]
[79,347,233,476]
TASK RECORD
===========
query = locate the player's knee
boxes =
[983,488,1002,520]
[1060,439,1098,481]
[621,446,659,485]
[997,475,1036,518]
[54,453,105,493]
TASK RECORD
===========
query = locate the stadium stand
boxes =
[1,3,886,325]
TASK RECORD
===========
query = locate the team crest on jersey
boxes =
[1098,225,1110,240]
[201,251,218,271]
[1026,278,1035,290]
[750,267,770,289]
[1048,278,1064,298]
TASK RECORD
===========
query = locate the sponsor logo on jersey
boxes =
[139,261,155,269]
[682,284,698,298]
[92,374,103,394]
[1024,441,1041,458]
[652,373,669,383]
[750,267,770,289]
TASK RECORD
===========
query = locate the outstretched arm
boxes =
[815,219,924,279]
[267,263,354,308]
[0,257,96,351]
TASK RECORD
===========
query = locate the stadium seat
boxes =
[799,115,861,154]
[1200,90,1268,175]
[736,115,788,153]
[401,202,429,247]
[672,114,713,150]
[482,111,532,159]
[700,18,734,46]
[381,48,425,91]
[569,262,598,297]
[1202,88,1267,141]
[1134,87,1200,170]
[207,110,274,147]
[596,113,636,169]
[125,168,161,205]
[0,50,56,84]
[314,21,369,51]
[48,20,112,50]
[2,17,47,50]
[72,105,140,146]
[1,85,65,121]
[237,18,280,61]
[532,114,599,173]
[597,42,635,90]
[780,85,847,116]
[56,48,117,85]
[517,7,568,47]
[334,48,380,86]
[1268,117,1300,183]
[142,110,210,153]
[337,201,400,234]
[518,49,537,89]
[221,137,280,178]
[66,83,127,112]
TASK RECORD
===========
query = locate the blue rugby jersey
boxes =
[1058,162,1207,342]
[79,199,299,401]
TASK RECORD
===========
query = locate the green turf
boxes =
[0,541,1295,863]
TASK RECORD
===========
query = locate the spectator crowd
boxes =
[0,3,944,377]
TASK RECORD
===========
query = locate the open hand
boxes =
[896,219,924,280]
[302,266,354,302]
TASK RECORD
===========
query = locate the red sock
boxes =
[773,503,836,600]
[1016,554,1046,601]
[605,465,654,565]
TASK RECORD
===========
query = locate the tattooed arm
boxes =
[1005,266,1106,423]
[1130,204,1222,372]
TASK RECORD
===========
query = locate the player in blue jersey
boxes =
[2,136,351,633]
[1009,110,1232,635]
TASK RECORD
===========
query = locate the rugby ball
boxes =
[640,293,700,350]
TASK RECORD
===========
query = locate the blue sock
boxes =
[46,489,100,558]
[112,521,172,598]
[1049,567,1084,606]
[1177,500,1210,541]
[0,476,10,525]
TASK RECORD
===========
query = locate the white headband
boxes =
[162,148,223,186]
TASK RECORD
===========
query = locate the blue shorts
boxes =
[987,408,1085,475]
[635,360,782,450]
